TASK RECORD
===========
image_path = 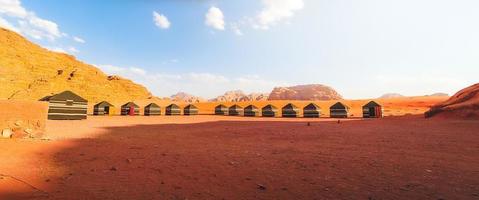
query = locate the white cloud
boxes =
[205,6,225,30]
[255,0,304,29]
[0,16,18,32]
[73,36,85,43]
[45,46,67,54]
[231,23,243,36]
[68,46,79,54]
[96,64,284,98]
[0,0,64,40]
[153,11,170,29]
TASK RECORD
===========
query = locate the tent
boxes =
[93,101,114,116]
[244,105,259,117]
[40,90,88,120]
[144,103,161,116]
[362,101,383,118]
[228,105,244,116]
[166,104,181,115]
[303,103,321,118]
[121,102,140,116]
[330,102,349,118]
[261,105,278,117]
[184,104,199,115]
[215,104,228,115]
[282,103,299,117]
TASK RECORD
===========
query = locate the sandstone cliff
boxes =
[267,84,342,101]
[425,83,479,119]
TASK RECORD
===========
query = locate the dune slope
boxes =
[425,83,479,119]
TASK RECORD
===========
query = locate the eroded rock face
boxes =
[267,84,343,101]
[170,92,205,103]
[425,83,479,119]
[209,90,269,102]
[0,28,152,103]
[378,93,405,99]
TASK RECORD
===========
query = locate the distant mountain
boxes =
[170,92,205,103]
[268,84,342,101]
[379,93,405,99]
[209,90,269,102]
[425,83,479,119]
[428,93,449,97]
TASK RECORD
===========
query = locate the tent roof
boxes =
[363,101,381,107]
[245,105,258,109]
[145,103,160,108]
[215,104,227,108]
[41,90,87,102]
[304,103,321,110]
[229,105,243,109]
[330,102,349,109]
[184,104,198,109]
[262,104,278,109]
[282,103,298,109]
[121,102,139,108]
[95,101,114,107]
[167,104,180,108]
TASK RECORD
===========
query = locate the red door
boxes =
[129,105,135,116]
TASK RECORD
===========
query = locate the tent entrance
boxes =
[104,106,110,115]
[369,107,376,117]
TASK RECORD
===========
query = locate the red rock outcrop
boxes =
[425,83,479,119]
[268,84,342,101]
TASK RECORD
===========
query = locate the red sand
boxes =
[0,115,478,199]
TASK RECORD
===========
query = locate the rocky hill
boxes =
[170,92,205,103]
[425,83,479,119]
[379,93,405,99]
[0,28,152,103]
[209,90,269,102]
[268,84,342,101]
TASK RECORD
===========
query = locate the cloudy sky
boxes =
[1,0,478,98]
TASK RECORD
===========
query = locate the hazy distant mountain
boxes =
[428,93,449,97]
[209,90,269,102]
[379,93,405,99]
[268,84,343,101]
[170,92,205,103]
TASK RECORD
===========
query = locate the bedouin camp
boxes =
[166,104,181,115]
[215,104,228,115]
[93,101,114,115]
[330,102,349,118]
[282,103,300,117]
[362,101,383,118]
[262,105,278,117]
[121,102,140,116]
[244,105,259,117]
[184,104,199,115]
[303,103,321,118]
[144,103,161,116]
[228,105,244,116]
[40,90,88,120]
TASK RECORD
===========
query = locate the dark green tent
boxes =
[166,104,181,115]
[144,103,161,116]
[93,101,114,115]
[228,105,243,116]
[362,101,383,118]
[244,105,259,117]
[282,103,299,118]
[330,102,349,118]
[184,104,199,115]
[262,105,278,117]
[303,103,321,118]
[215,104,228,115]
[121,102,140,116]
[41,90,88,120]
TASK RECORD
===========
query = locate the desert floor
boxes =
[0,115,478,200]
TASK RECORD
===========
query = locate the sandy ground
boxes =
[0,115,478,199]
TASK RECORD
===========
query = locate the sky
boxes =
[0,0,478,99]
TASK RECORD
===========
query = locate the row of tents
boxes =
[214,101,383,118]
[41,91,383,120]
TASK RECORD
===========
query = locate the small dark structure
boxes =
[262,105,278,117]
[362,101,383,118]
[282,103,299,117]
[166,104,181,115]
[244,105,259,117]
[144,103,161,116]
[215,104,228,115]
[93,101,114,116]
[228,105,244,116]
[41,90,88,120]
[121,102,140,116]
[184,104,199,115]
[303,103,321,118]
[330,102,349,118]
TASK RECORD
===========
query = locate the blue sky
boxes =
[1,0,478,99]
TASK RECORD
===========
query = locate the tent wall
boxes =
[47,100,87,120]
[244,106,259,117]
[215,106,228,115]
[166,105,181,115]
[145,105,161,116]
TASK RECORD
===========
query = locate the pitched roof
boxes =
[363,101,381,107]
[262,104,278,110]
[121,102,139,108]
[330,102,349,109]
[94,101,113,107]
[167,104,180,109]
[282,103,298,109]
[41,90,87,102]
[304,103,321,110]
[145,103,160,108]
[184,104,198,109]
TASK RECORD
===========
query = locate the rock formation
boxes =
[267,84,342,101]
[0,28,152,103]
[209,90,269,102]
[425,83,479,119]
[379,93,405,99]
[170,92,205,103]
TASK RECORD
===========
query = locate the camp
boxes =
[121,102,140,116]
[261,105,278,117]
[244,105,259,117]
[40,91,88,120]
[229,105,244,116]
[93,101,114,116]
[282,103,299,117]
[166,104,181,115]
[184,104,199,115]
[144,103,161,116]
[215,104,228,115]
[362,101,383,118]
[303,103,321,118]
[330,102,349,118]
